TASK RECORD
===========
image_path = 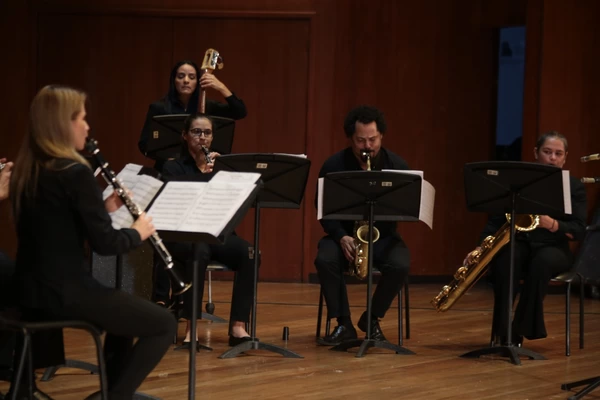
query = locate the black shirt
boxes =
[138,93,247,170]
[161,152,214,182]
[315,147,411,242]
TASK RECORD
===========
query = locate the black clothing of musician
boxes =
[482,176,587,343]
[481,132,587,344]
[139,60,247,309]
[314,105,410,345]
[138,60,247,171]
[9,86,176,400]
[161,113,255,344]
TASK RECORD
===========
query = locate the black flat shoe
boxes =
[317,325,358,346]
[357,312,387,342]
[228,336,252,346]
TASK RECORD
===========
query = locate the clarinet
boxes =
[201,145,213,164]
[85,137,192,295]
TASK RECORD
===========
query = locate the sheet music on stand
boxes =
[102,163,261,238]
[317,170,435,229]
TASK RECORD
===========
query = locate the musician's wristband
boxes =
[551,220,556,231]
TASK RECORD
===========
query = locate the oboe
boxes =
[85,137,191,295]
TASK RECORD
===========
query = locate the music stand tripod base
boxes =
[561,376,600,400]
[174,342,213,352]
[460,344,546,366]
[218,339,303,359]
[331,338,415,358]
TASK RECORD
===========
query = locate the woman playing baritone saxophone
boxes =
[8,85,176,400]
[478,131,587,346]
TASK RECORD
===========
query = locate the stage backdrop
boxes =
[1,0,597,283]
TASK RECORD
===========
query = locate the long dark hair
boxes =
[164,60,201,113]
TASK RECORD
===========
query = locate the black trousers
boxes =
[166,234,255,324]
[314,235,410,320]
[18,286,177,400]
[490,240,571,340]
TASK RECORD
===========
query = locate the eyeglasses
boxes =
[189,128,213,137]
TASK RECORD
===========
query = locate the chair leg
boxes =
[10,332,29,400]
[398,287,403,346]
[579,274,584,349]
[206,271,215,315]
[89,331,109,400]
[404,279,410,339]
[565,281,571,356]
[316,287,324,338]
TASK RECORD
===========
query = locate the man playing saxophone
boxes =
[314,105,411,346]
[478,131,587,347]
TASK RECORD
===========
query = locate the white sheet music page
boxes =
[317,177,325,220]
[419,180,435,229]
[147,170,257,236]
[381,170,435,229]
[562,170,572,214]
[147,181,208,231]
[179,181,256,237]
[211,170,261,183]
[104,164,164,230]
[102,163,144,200]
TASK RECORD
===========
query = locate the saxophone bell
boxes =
[431,214,539,312]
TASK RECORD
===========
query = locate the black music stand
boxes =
[319,170,425,357]
[146,114,235,161]
[155,183,260,400]
[213,153,311,359]
[459,161,570,366]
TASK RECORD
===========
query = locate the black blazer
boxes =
[13,160,142,311]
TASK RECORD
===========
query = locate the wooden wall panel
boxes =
[172,18,311,281]
[36,14,174,170]
[16,1,598,284]
[0,0,34,258]
[522,0,600,216]
[302,0,501,278]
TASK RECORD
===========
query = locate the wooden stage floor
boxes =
[2,281,600,399]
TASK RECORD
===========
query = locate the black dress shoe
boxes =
[317,325,357,346]
[228,336,252,346]
[357,312,387,341]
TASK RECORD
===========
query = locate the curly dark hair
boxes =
[343,105,387,138]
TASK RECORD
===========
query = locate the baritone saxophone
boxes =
[431,214,540,312]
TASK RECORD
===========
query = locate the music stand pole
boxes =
[188,245,199,400]
[218,201,303,359]
[331,199,414,357]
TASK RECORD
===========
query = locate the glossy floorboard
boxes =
[1,282,599,400]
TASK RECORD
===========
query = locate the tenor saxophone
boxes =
[85,137,192,295]
[348,150,380,280]
[431,214,539,312]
